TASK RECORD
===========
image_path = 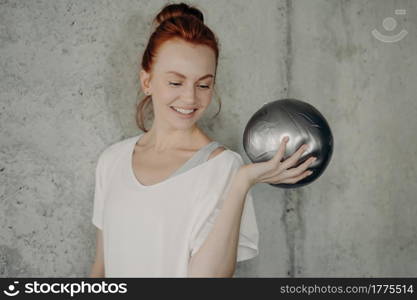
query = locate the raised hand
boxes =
[239,136,317,186]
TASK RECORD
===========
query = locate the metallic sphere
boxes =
[243,99,333,188]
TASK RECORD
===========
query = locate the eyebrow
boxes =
[165,71,214,80]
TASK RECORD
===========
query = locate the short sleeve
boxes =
[92,152,105,230]
[189,153,259,262]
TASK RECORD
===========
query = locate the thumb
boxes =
[271,136,288,164]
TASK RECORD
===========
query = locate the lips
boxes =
[170,106,198,118]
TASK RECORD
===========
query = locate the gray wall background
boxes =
[1,0,416,277]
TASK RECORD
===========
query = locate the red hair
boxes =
[136,2,221,132]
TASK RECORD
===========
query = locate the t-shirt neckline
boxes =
[128,133,230,189]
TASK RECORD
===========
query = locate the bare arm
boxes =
[187,168,251,277]
[187,137,316,277]
[89,228,105,278]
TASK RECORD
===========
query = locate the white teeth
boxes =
[172,107,195,114]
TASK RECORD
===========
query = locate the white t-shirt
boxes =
[92,133,259,277]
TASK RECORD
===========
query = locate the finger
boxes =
[280,156,316,179]
[278,169,313,184]
[280,143,309,170]
[294,156,316,174]
[272,136,289,164]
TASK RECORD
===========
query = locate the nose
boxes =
[181,85,198,105]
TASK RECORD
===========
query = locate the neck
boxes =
[143,124,202,152]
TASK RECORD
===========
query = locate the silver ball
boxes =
[243,98,334,189]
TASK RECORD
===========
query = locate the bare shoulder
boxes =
[207,146,227,160]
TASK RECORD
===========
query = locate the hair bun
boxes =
[153,2,204,27]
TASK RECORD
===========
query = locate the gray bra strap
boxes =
[170,141,224,178]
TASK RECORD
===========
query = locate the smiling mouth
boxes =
[170,106,198,115]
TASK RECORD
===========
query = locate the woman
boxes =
[89,2,316,278]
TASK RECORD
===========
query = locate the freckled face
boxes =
[141,39,217,129]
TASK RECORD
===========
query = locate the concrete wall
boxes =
[1,0,416,277]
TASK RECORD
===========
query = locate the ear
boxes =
[139,69,151,92]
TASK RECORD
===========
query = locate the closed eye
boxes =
[169,82,210,89]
